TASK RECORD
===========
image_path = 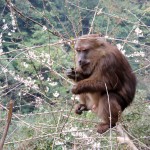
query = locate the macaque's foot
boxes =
[97,123,110,134]
[75,104,88,115]
[97,123,116,134]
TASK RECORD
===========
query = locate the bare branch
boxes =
[0,100,13,150]
[116,124,138,150]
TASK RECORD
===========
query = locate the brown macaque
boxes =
[66,34,136,134]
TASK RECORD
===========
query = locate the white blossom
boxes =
[104,35,109,38]
[44,53,50,58]
[135,59,139,63]
[0,33,2,38]
[2,67,8,73]
[9,70,15,76]
[53,91,60,98]
[116,43,123,50]
[28,51,36,58]
[120,49,126,55]
[23,92,27,96]
[67,41,71,46]
[12,19,16,27]
[135,27,142,36]
[2,19,5,23]
[116,44,126,55]
[2,24,8,30]
[71,95,79,101]
[47,78,51,82]
[55,141,64,145]
[35,97,43,108]
[139,33,144,37]
[127,51,145,57]
[42,26,47,31]
[97,8,103,15]
[32,84,39,90]
[39,74,44,80]
[8,32,12,36]
[18,92,21,96]
[23,62,29,68]
[49,82,58,86]
[0,49,3,55]
[27,77,32,81]
[0,38,2,46]
[42,59,46,63]
[11,30,15,33]
[46,86,49,92]
[70,127,92,143]
[70,127,78,136]
[10,12,16,28]
[93,142,100,149]
[133,40,139,44]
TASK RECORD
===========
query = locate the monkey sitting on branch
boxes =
[66,34,136,134]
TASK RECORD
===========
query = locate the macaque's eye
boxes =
[76,48,90,53]
[85,49,90,53]
[76,49,81,53]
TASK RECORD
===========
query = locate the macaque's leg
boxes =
[75,94,89,115]
[97,93,122,134]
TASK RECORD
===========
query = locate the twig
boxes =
[0,100,13,150]
[105,83,112,150]
[88,3,99,34]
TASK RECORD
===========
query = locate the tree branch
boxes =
[116,123,138,150]
[0,100,13,150]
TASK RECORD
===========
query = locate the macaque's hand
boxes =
[75,104,88,115]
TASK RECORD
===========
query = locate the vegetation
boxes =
[0,0,150,149]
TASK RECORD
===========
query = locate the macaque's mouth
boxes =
[81,62,90,68]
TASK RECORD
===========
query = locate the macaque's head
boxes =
[74,34,107,75]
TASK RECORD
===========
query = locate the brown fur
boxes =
[66,34,136,134]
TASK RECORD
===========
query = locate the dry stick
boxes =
[88,4,99,34]
[0,100,13,150]
[116,123,138,150]
[76,0,83,35]
[105,83,112,150]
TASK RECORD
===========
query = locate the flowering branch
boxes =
[5,0,63,38]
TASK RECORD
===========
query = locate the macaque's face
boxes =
[74,36,103,76]
[76,49,90,69]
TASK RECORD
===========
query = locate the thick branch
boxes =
[116,124,138,150]
[0,100,13,150]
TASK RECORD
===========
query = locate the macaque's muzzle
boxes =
[78,59,90,68]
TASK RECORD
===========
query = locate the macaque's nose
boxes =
[79,60,88,66]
